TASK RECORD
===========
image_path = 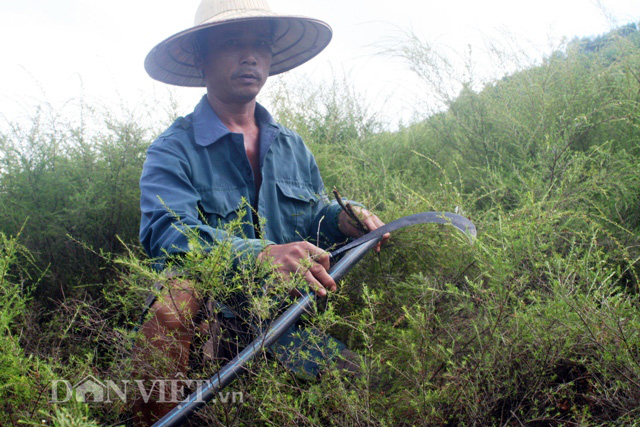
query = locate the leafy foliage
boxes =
[0,102,158,301]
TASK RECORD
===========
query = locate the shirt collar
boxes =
[192,95,279,151]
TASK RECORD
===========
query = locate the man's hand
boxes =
[257,208,388,297]
[338,207,390,252]
[257,241,335,297]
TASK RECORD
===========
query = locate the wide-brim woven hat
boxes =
[145,0,332,87]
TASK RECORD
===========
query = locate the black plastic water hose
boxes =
[151,236,382,427]
[151,211,477,426]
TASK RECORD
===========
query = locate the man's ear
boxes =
[194,60,206,79]
[191,34,207,76]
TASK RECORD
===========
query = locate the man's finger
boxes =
[303,269,327,296]
[312,250,331,271]
[308,262,337,292]
[361,213,382,232]
[361,215,389,252]
[303,242,331,270]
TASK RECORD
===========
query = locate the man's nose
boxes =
[240,46,259,65]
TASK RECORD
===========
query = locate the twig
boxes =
[316,215,324,248]
[332,187,370,234]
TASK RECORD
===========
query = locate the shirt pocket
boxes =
[275,181,321,241]
[198,189,245,228]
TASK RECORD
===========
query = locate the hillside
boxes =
[0,23,639,426]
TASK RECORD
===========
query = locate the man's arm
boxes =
[139,139,273,266]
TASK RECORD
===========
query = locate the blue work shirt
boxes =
[140,96,349,264]
[139,96,357,378]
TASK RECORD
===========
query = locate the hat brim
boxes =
[144,15,332,87]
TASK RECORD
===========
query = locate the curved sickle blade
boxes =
[329,211,477,259]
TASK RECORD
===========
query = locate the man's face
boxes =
[200,21,273,106]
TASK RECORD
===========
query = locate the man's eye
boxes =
[256,40,273,51]
[224,39,239,47]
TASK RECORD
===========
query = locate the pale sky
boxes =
[0,0,638,128]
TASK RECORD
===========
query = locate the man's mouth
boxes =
[233,72,260,82]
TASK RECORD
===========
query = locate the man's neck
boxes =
[206,93,258,133]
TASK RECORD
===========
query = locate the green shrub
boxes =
[0,102,159,302]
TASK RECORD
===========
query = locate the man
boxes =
[137,0,388,422]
